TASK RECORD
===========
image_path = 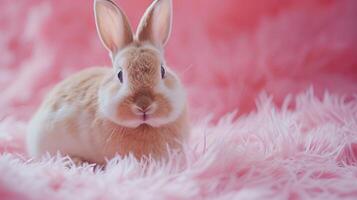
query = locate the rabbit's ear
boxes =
[136,0,172,48]
[94,0,133,54]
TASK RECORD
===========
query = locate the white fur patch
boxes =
[27,104,83,157]
[27,105,71,156]
[98,70,135,127]
[151,68,186,126]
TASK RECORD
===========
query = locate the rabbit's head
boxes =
[95,0,186,128]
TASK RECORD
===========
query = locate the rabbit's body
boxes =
[27,67,188,163]
[27,0,189,164]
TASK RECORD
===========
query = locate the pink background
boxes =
[0,1,357,199]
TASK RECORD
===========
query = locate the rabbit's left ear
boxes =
[136,0,172,48]
[94,0,133,55]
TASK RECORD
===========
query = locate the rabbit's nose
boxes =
[134,96,153,113]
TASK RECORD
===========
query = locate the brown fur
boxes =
[110,45,173,121]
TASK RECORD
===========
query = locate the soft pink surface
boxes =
[0,0,357,199]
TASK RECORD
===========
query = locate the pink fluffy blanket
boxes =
[1,0,357,199]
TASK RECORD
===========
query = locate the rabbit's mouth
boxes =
[140,114,158,125]
[136,112,149,122]
[143,113,148,121]
[134,115,167,128]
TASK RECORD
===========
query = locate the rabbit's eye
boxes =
[161,65,166,79]
[117,71,123,83]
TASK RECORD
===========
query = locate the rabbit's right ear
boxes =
[136,0,172,48]
[94,0,133,55]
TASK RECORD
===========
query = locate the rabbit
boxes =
[26,0,189,165]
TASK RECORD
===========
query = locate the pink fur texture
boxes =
[0,0,357,199]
